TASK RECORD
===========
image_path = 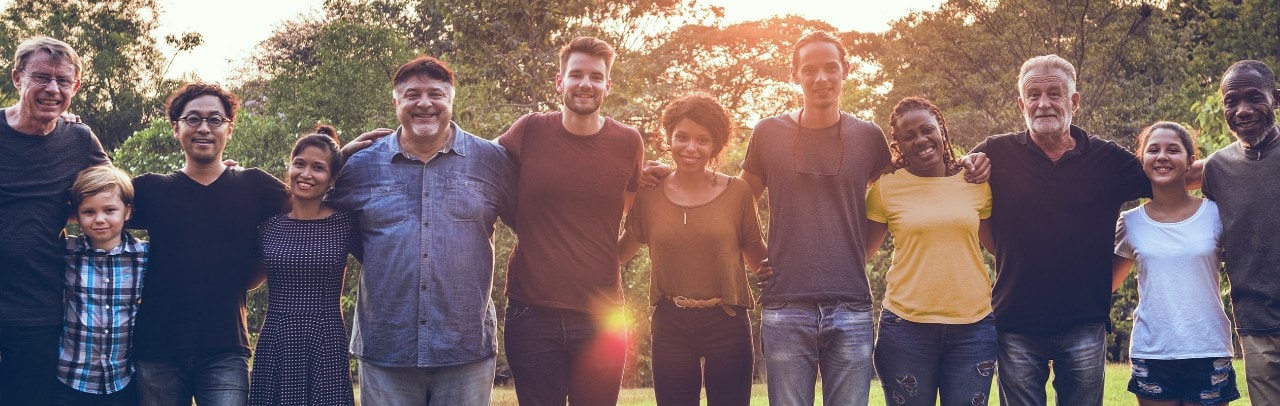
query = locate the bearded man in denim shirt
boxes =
[329,55,515,405]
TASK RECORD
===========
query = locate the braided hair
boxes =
[887,97,961,174]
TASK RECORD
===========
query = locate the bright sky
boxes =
[2,0,943,83]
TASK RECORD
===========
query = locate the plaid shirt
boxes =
[57,231,147,394]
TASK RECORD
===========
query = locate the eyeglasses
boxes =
[20,69,79,89]
[792,108,846,176]
[178,115,231,128]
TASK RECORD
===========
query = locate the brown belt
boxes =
[668,296,738,317]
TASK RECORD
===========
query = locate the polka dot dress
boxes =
[249,211,356,406]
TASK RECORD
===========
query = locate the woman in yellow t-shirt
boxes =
[619,93,768,406]
[865,97,996,406]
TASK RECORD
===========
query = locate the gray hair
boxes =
[12,36,83,77]
[1019,54,1076,95]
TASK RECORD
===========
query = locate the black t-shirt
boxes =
[973,126,1148,334]
[129,168,286,357]
[0,112,108,326]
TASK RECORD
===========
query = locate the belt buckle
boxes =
[672,296,691,309]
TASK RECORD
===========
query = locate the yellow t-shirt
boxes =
[866,170,993,324]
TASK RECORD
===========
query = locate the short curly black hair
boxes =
[659,93,735,168]
[166,82,240,122]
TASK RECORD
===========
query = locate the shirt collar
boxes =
[75,230,143,255]
[384,122,469,162]
[1016,125,1091,153]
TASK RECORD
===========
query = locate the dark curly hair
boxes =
[658,93,735,169]
[290,124,344,178]
[166,82,240,122]
[887,97,960,174]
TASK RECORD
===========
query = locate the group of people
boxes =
[0,26,1278,406]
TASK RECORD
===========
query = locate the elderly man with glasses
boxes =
[0,35,108,405]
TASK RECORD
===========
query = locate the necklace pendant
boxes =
[683,209,687,225]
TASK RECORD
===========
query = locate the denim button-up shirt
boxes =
[330,125,515,368]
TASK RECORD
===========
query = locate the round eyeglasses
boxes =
[178,115,231,128]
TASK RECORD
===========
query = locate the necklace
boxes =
[670,169,718,225]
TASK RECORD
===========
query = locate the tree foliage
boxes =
[0,0,201,148]
[853,0,1189,148]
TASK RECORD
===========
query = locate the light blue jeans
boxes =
[996,322,1106,406]
[761,301,874,406]
[358,356,495,406]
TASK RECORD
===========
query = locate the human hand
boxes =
[640,160,671,188]
[962,152,990,184]
[342,128,394,159]
[755,258,774,289]
[61,112,81,123]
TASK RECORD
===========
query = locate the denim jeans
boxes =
[997,322,1106,406]
[650,300,752,406]
[504,302,626,406]
[761,301,874,406]
[873,309,997,406]
[0,324,60,405]
[51,380,138,406]
[134,352,250,406]
[358,356,495,405]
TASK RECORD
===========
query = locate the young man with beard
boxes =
[497,36,645,405]
[128,83,287,406]
[0,35,108,405]
[1203,60,1280,401]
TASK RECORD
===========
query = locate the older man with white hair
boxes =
[972,54,1150,405]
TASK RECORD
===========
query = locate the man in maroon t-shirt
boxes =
[497,36,644,406]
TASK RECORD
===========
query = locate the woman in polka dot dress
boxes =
[249,126,358,406]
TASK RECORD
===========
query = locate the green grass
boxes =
[486,361,1249,405]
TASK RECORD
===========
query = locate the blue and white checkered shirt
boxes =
[57,231,147,394]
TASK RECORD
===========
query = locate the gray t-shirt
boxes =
[1204,137,1280,335]
[0,111,108,326]
[742,112,890,305]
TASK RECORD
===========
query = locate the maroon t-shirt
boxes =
[497,112,643,314]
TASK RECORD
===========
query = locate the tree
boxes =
[0,0,201,149]
[241,4,421,139]
[647,16,837,135]
[852,0,1188,148]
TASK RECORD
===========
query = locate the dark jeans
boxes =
[0,324,60,405]
[997,322,1106,406]
[504,302,626,406]
[52,381,138,406]
[650,300,752,406]
[134,352,249,406]
[873,309,997,406]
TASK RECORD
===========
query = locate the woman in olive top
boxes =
[619,93,767,406]
[866,97,997,406]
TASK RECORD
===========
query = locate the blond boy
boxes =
[53,165,147,406]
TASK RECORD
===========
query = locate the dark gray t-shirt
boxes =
[1204,137,1280,335]
[742,112,890,305]
[0,111,108,326]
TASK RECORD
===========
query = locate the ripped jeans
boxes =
[873,309,997,406]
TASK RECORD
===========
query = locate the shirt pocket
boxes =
[367,184,410,228]
[446,180,486,221]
